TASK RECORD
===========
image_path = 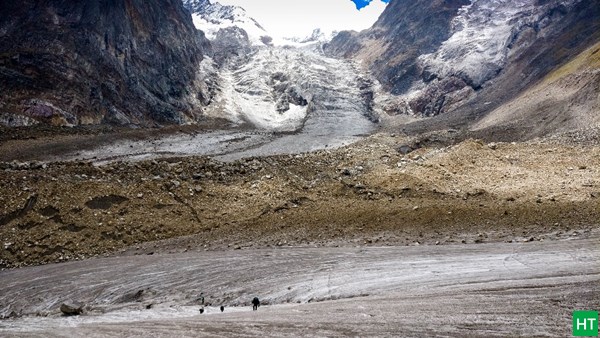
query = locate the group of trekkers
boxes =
[197,292,261,314]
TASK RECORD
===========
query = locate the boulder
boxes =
[60,302,83,316]
[397,145,414,155]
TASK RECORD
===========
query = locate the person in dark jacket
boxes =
[252,297,260,311]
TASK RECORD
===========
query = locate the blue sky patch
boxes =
[352,0,390,10]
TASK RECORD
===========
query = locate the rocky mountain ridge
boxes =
[325,0,600,138]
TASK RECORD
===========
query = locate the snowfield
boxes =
[0,236,598,336]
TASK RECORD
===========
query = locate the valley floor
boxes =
[0,236,598,337]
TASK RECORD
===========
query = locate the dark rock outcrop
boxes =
[0,0,212,127]
[0,194,37,226]
[60,302,83,316]
[182,0,212,14]
[85,195,129,210]
[211,26,252,66]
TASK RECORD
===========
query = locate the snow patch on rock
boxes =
[418,0,580,88]
[188,2,269,46]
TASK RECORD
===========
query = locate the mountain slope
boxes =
[0,0,212,127]
[326,0,470,95]
[471,41,600,138]
[325,0,600,138]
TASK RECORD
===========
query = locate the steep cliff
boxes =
[0,0,212,127]
[325,0,600,134]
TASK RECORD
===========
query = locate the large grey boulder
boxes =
[60,302,84,316]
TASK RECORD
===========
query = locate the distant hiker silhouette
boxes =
[252,297,260,311]
[198,292,205,305]
[220,305,225,312]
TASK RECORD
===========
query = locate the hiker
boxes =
[220,305,225,312]
[252,297,260,311]
[198,292,205,305]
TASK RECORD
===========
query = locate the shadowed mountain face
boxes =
[325,0,600,136]
[0,0,212,127]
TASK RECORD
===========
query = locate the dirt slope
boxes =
[472,41,600,138]
[1,134,598,268]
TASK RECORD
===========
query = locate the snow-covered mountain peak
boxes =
[182,0,271,46]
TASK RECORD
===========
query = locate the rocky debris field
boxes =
[1,133,599,269]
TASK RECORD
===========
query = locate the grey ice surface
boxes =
[54,46,378,164]
[0,236,598,337]
[56,119,374,164]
